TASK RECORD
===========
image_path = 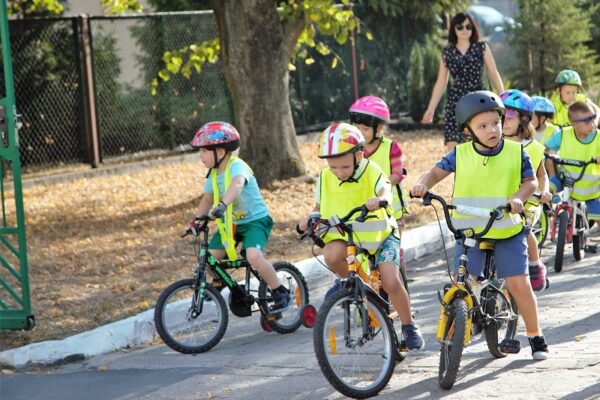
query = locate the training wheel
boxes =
[300,304,317,328]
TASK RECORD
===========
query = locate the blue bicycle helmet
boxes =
[531,96,556,118]
[500,89,534,117]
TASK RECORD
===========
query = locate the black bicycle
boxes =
[154,215,309,354]
[298,202,408,399]
[415,192,520,390]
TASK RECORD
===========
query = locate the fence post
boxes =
[78,14,101,168]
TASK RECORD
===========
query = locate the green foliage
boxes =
[407,37,444,121]
[100,0,142,13]
[7,0,63,16]
[506,0,600,95]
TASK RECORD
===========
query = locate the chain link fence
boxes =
[3,9,441,170]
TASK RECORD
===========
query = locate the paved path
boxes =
[2,237,600,400]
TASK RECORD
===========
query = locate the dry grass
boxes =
[1,128,451,350]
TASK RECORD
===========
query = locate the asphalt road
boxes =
[3,237,600,400]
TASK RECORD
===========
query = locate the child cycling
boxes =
[189,121,290,315]
[349,96,409,231]
[411,90,549,360]
[531,95,558,146]
[501,89,551,292]
[549,69,591,127]
[298,122,425,351]
[545,101,600,228]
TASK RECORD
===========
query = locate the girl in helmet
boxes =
[501,90,551,292]
[411,90,550,360]
[349,95,409,231]
[298,122,425,351]
[549,69,589,127]
[531,96,559,145]
[190,121,291,316]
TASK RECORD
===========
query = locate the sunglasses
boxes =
[456,23,473,31]
[571,114,597,124]
[350,113,378,126]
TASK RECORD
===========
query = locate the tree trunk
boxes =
[211,0,306,185]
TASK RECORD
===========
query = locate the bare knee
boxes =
[245,248,266,267]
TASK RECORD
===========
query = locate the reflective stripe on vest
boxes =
[523,139,546,205]
[367,138,406,220]
[319,160,395,253]
[453,140,523,239]
[559,127,600,201]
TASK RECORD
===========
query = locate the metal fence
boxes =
[2,8,434,170]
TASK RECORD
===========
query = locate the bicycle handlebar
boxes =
[545,153,596,185]
[182,215,211,238]
[297,200,389,247]
[413,192,510,239]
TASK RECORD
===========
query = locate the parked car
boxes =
[468,5,514,43]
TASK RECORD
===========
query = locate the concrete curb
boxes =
[0,222,454,369]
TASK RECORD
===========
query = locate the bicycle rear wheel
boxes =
[314,288,396,399]
[258,262,309,333]
[533,208,549,248]
[483,288,519,358]
[438,297,468,390]
[554,210,568,272]
[154,279,228,354]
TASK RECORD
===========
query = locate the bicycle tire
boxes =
[483,289,519,358]
[258,262,309,334]
[314,288,396,399]
[573,213,587,261]
[438,297,468,390]
[554,211,568,273]
[154,279,228,354]
[534,209,549,248]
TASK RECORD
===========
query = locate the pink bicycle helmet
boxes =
[349,96,390,123]
[190,121,240,151]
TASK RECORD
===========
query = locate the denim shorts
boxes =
[373,234,401,267]
[453,226,528,279]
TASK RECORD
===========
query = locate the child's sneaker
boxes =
[402,323,425,351]
[529,261,547,292]
[528,335,549,360]
[324,279,342,301]
[269,286,291,314]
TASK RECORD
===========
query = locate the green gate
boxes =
[0,0,35,331]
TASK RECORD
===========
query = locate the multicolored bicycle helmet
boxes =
[318,122,365,158]
[555,69,582,86]
[531,96,556,118]
[455,90,505,129]
[349,96,391,123]
[500,89,534,117]
[190,121,240,151]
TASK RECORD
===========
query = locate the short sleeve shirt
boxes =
[545,128,598,151]
[204,158,269,224]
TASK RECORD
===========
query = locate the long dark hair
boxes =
[448,12,480,45]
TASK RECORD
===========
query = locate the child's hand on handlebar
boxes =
[298,216,309,233]
[507,197,524,214]
[366,197,385,211]
[410,184,429,198]
[540,190,552,204]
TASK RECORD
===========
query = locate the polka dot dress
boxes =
[442,41,486,144]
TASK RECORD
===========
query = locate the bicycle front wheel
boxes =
[154,279,228,354]
[483,288,519,358]
[573,213,588,261]
[314,288,396,399]
[554,210,568,272]
[534,208,549,248]
[438,297,468,390]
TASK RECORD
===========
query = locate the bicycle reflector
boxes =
[301,304,318,328]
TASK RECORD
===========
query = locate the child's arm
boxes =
[367,184,394,211]
[209,175,245,217]
[389,141,404,186]
[483,43,504,93]
[298,203,320,232]
[536,163,552,203]
[410,167,451,198]
[508,178,537,214]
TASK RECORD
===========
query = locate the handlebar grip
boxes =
[296,224,305,235]
[378,200,389,208]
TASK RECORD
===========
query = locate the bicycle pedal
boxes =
[498,339,521,354]
[585,245,598,253]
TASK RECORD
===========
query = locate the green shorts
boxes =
[209,216,273,252]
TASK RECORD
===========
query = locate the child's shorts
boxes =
[209,216,273,252]
[453,226,528,279]
[550,176,600,219]
[373,234,401,267]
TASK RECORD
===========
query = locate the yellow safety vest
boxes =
[453,140,524,239]
[319,160,395,253]
[537,123,558,146]
[550,92,587,127]
[366,138,409,220]
[523,139,546,206]
[558,127,600,201]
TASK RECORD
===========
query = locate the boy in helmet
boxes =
[298,122,424,351]
[190,121,290,315]
[411,90,550,360]
[531,96,559,146]
[549,69,593,127]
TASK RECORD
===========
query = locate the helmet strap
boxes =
[368,122,381,144]
[338,152,361,185]
[213,148,228,169]
[467,125,497,150]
